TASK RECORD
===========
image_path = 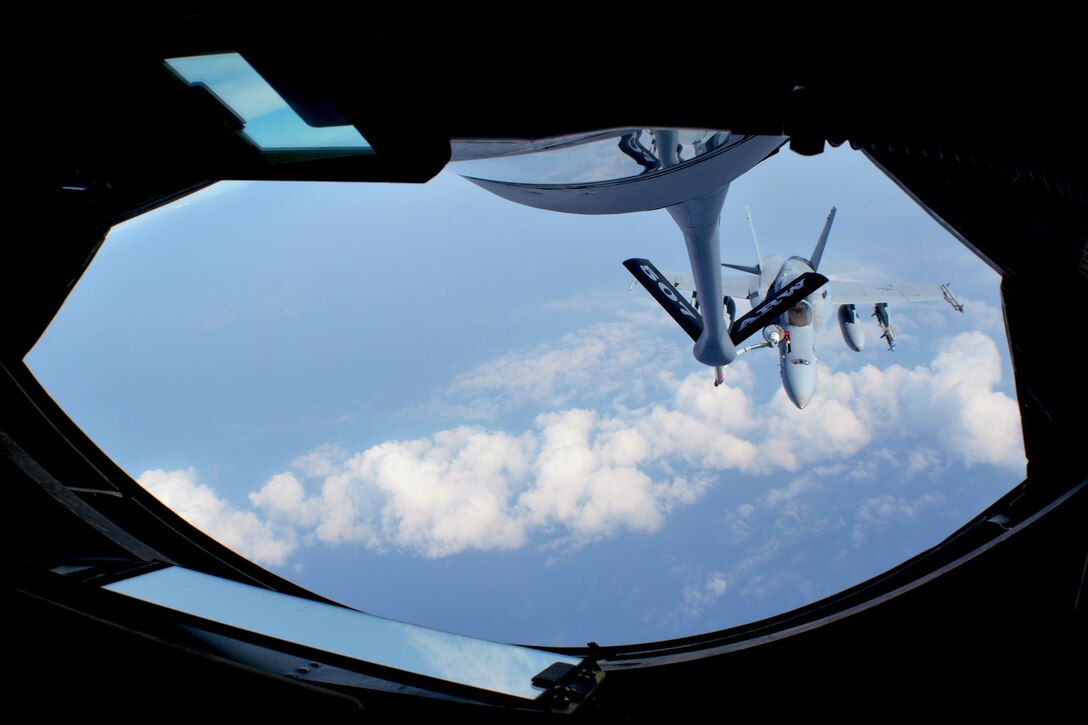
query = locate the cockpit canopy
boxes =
[785,300,814,327]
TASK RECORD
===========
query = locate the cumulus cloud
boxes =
[245,411,716,558]
[354,428,533,556]
[845,331,1024,469]
[140,328,1023,566]
[139,467,297,566]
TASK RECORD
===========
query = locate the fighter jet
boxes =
[637,207,964,408]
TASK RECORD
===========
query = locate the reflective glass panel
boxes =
[104,566,578,699]
[165,53,373,152]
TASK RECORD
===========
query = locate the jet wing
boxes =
[826,281,947,306]
[818,263,861,276]
[661,270,753,298]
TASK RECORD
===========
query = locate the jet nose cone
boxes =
[791,388,814,409]
[782,359,817,409]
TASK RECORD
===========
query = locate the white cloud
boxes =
[917,293,1005,336]
[852,491,946,547]
[353,428,533,556]
[520,409,663,537]
[141,328,1023,566]
[290,443,349,479]
[958,296,1005,334]
[856,492,946,525]
[682,573,729,612]
[432,312,682,419]
[725,503,756,541]
[139,467,297,566]
[847,331,1024,469]
[904,448,943,478]
[765,477,821,508]
[752,377,871,473]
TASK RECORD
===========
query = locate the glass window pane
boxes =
[104,566,578,700]
[165,53,373,152]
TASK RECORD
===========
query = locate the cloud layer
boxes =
[139,467,298,565]
[432,310,682,418]
[139,327,1024,566]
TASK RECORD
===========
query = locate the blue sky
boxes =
[27,142,1025,645]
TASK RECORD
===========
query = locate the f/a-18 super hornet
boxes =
[635,206,964,408]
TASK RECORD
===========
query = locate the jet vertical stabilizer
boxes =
[745,204,764,267]
[808,207,836,271]
[737,205,766,290]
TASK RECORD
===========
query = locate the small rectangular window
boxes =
[104,566,578,700]
[165,53,373,153]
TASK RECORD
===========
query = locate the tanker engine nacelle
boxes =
[838,304,865,352]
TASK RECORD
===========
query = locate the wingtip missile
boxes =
[940,283,964,313]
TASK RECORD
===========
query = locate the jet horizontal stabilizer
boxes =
[721,261,760,275]
[729,271,828,345]
[623,258,704,342]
